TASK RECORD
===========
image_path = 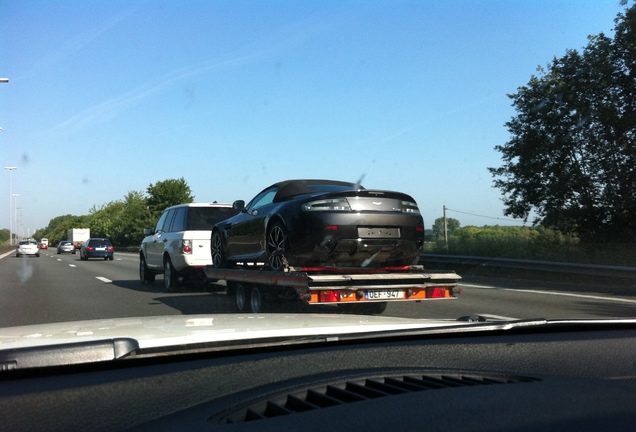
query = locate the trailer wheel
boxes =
[226,281,236,297]
[235,283,248,312]
[249,285,266,313]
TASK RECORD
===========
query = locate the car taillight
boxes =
[182,240,192,254]
[302,198,351,211]
[108,246,114,251]
[402,201,420,213]
[87,247,94,251]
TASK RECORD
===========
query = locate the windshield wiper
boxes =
[0,338,139,371]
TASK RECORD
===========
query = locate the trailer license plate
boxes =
[365,290,404,300]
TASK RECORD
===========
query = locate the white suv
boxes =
[139,203,239,291]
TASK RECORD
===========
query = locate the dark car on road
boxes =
[80,238,114,261]
[211,179,425,271]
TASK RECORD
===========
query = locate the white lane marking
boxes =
[69,264,77,268]
[96,277,112,283]
[0,250,15,259]
[461,283,636,304]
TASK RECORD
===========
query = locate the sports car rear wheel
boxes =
[211,230,225,268]
[266,221,288,271]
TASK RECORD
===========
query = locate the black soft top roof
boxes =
[272,179,363,202]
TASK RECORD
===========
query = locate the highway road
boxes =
[1,248,635,328]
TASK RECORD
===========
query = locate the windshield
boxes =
[1,1,634,334]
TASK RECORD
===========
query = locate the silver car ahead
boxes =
[57,241,76,254]
[16,240,40,257]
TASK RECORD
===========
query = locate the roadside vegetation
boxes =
[14,178,194,249]
[489,2,636,244]
[425,217,636,267]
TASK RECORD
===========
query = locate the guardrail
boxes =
[421,254,636,281]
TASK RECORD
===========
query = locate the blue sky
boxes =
[0,0,625,235]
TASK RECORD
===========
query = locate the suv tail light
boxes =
[182,240,192,254]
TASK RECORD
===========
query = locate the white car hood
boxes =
[0,314,466,351]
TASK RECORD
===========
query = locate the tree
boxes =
[88,192,154,246]
[0,228,9,245]
[431,217,461,241]
[38,214,89,245]
[146,178,194,219]
[489,2,636,241]
[115,191,154,245]
[89,201,126,239]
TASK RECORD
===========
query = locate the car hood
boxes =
[0,313,466,351]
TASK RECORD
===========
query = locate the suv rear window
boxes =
[186,207,239,230]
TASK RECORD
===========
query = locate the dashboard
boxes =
[1,323,635,431]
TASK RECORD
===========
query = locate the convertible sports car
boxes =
[211,179,425,271]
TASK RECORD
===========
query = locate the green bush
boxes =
[426,225,636,267]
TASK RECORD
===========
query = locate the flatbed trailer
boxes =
[204,264,461,314]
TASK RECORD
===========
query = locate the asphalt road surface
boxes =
[1,248,635,328]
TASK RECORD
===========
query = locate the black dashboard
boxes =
[2,324,636,431]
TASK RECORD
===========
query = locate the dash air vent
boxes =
[219,372,539,423]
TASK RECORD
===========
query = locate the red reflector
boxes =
[427,287,445,298]
[324,225,339,230]
[416,226,424,232]
[319,290,340,302]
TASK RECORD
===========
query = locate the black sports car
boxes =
[211,179,425,271]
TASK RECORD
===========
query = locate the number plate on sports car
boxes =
[358,227,400,238]
[365,289,404,300]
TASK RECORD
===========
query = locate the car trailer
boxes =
[204,264,461,314]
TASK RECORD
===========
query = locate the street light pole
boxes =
[2,79,12,245]
[12,194,20,241]
[4,167,17,245]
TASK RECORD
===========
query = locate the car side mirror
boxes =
[143,228,153,236]
[233,200,245,211]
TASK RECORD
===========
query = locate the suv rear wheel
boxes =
[163,255,180,292]
[139,254,156,285]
